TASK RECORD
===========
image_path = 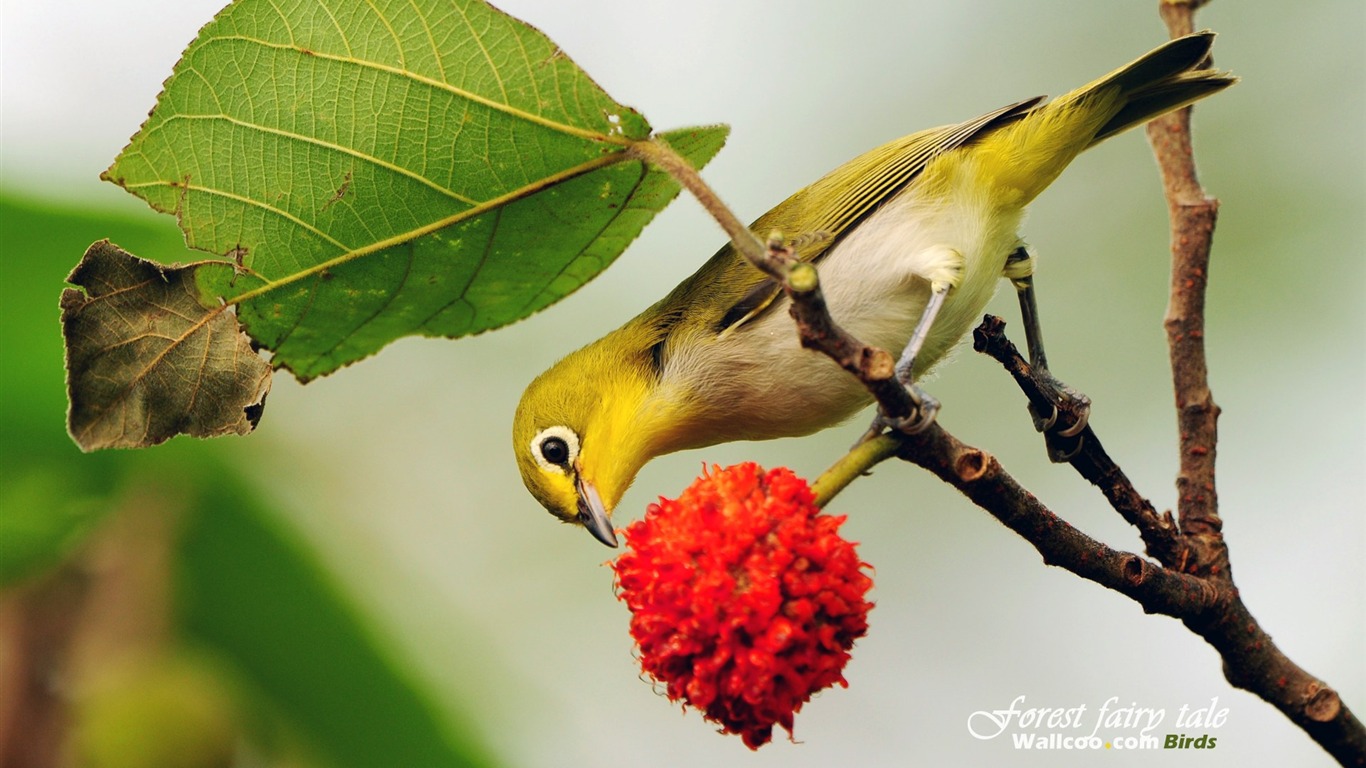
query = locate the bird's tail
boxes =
[1081,31,1237,147]
[974,32,1236,204]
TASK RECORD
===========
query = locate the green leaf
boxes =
[0,470,102,584]
[60,240,272,451]
[103,0,728,381]
[177,468,498,768]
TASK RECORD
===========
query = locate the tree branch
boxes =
[629,137,917,424]
[974,316,1365,765]
[971,316,1188,565]
[1140,3,1362,763]
[1149,0,1226,575]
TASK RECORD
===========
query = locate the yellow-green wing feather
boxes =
[638,32,1233,353]
[680,96,1045,337]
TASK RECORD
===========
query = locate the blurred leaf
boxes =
[61,241,272,451]
[4,188,501,762]
[0,470,102,584]
[0,193,185,585]
[176,468,498,768]
[72,654,242,768]
[102,0,728,383]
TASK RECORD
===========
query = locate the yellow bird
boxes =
[514,33,1234,546]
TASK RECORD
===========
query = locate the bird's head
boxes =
[513,331,674,548]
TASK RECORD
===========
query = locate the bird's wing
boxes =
[712,95,1045,335]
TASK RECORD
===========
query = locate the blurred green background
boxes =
[1,0,1361,766]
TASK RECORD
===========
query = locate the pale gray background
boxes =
[3,0,1362,765]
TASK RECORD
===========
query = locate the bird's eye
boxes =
[529,425,580,474]
[540,436,570,465]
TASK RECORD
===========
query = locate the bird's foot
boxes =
[1028,369,1091,462]
[855,384,940,446]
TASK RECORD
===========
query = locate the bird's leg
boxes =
[868,284,945,436]
[1007,245,1091,461]
[895,286,948,385]
[858,248,961,442]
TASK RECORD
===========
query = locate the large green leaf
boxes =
[177,466,498,768]
[93,0,727,384]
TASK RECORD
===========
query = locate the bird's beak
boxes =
[575,476,618,548]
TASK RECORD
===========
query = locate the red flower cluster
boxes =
[612,463,873,749]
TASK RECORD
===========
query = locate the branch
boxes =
[1141,3,1363,763]
[1148,0,1226,576]
[883,426,1220,617]
[628,137,917,424]
[975,317,1365,765]
[971,316,1188,565]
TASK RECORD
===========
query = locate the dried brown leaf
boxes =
[61,241,271,451]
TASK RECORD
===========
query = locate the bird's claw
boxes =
[1027,370,1091,462]
[889,386,941,434]
[856,385,940,447]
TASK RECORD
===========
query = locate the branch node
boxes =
[1122,555,1149,586]
[1304,683,1344,723]
[787,261,819,294]
[953,449,991,483]
[862,347,895,381]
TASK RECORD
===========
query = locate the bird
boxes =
[513,32,1235,547]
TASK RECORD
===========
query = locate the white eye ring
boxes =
[530,425,580,474]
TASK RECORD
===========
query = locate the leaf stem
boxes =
[626,139,775,278]
[811,434,902,507]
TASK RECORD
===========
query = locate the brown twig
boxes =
[1149,0,1226,579]
[778,249,917,422]
[884,425,1221,617]
[973,315,1365,765]
[971,316,1187,565]
[626,139,771,274]
[629,137,917,422]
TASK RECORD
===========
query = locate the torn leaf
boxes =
[61,240,272,451]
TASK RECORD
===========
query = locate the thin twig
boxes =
[810,433,901,507]
[626,139,771,274]
[975,317,1364,765]
[628,138,917,422]
[884,424,1221,616]
[971,316,1188,564]
[781,257,917,422]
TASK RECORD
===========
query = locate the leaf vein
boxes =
[408,0,447,82]
[313,0,354,58]
[317,239,416,360]
[123,179,351,267]
[76,304,230,442]
[224,150,627,305]
[516,160,648,317]
[361,0,406,70]
[272,271,325,352]
[153,113,482,206]
[449,0,509,105]
[198,33,627,145]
